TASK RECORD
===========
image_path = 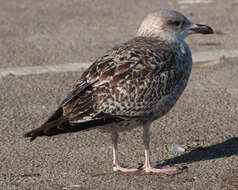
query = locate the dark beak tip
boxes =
[191,24,214,35]
[205,25,214,35]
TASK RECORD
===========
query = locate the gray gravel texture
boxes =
[0,0,235,68]
[0,0,238,190]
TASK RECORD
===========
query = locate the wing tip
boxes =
[23,129,42,141]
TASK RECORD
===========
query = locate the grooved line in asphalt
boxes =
[179,0,214,4]
[0,49,238,78]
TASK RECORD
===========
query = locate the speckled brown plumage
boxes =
[24,8,213,173]
[60,37,191,127]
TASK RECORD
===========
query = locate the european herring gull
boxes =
[24,8,213,173]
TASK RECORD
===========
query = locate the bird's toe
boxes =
[113,164,139,172]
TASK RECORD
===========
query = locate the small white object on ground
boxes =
[171,144,185,152]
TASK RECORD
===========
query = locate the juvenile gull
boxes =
[24,9,213,173]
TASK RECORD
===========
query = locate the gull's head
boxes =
[137,8,214,42]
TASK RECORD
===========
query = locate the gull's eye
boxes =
[173,21,181,26]
[168,20,182,27]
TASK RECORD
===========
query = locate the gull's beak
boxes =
[188,23,214,35]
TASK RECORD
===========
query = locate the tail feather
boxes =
[24,107,123,141]
[24,113,67,141]
[24,107,101,141]
[24,107,74,141]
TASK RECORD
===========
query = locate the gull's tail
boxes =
[23,108,94,141]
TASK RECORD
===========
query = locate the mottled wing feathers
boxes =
[60,37,183,125]
[59,81,90,107]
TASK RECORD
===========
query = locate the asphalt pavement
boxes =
[1,0,238,189]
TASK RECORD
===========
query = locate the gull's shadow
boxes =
[157,137,238,167]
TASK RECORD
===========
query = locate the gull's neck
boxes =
[137,30,183,45]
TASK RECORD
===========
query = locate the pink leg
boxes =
[112,132,139,172]
[143,123,177,173]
